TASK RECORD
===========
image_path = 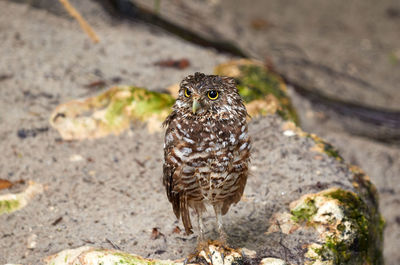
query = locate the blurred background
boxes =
[1,0,399,264]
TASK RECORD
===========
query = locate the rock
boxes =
[44,244,287,265]
[270,187,384,264]
[0,182,43,215]
[132,0,400,112]
[50,59,296,140]
[214,59,298,123]
[260,258,288,265]
[129,0,400,142]
[50,86,175,140]
[44,246,178,265]
[289,78,400,265]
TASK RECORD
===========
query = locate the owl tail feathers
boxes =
[180,194,193,235]
[171,192,193,235]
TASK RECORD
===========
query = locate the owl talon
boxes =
[208,254,214,265]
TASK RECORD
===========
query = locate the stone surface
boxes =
[44,244,288,265]
[44,246,178,265]
[290,87,400,265]
[130,0,400,143]
[0,182,43,215]
[214,59,298,123]
[49,59,295,140]
[50,86,175,140]
[133,0,400,112]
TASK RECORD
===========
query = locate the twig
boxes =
[58,0,100,43]
[106,238,121,250]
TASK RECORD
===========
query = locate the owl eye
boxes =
[184,88,192,98]
[207,90,218,100]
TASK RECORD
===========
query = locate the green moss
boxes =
[291,198,317,223]
[289,188,383,264]
[388,52,399,65]
[309,190,382,265]
[322,142,342,160]
[236,65,285,102]
[350,166,384,265]
[377,215,385,240]
[314,237,356,264]
[307,134,344,161]
[129,88,175,119]
[235,65,298,124]
[104,87,175,126]
[0,199,20,214]
[105,97,129,126]
[113,252,176,265]
[112,253,149,265]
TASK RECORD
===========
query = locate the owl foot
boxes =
[182,241,208,265]
[196,239,211,254]
[210,238,230,258]
[195,240,235,265]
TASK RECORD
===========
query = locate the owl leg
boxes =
[189,206,209,261]
[195,207,205,244]
[213,203,227,244]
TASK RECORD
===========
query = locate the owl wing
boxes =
[162,111,182,218]
[163,112,194,234]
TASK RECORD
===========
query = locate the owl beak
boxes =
[192,99,201,114]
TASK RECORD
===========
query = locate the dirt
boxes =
[0,1,231,263]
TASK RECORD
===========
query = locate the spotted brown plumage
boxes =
[163,72,251,241]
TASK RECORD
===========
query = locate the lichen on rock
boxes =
[214,59,298,123]
[0,181,43,215]
[50,86,175,140]
[44,246,179,265]
[260,258,289,265]
[0,198,20,215]
[45,244,252,265]
[269,187,383,265]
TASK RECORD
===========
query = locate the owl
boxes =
[163,72,251,243]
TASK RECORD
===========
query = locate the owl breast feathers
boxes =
[163,72,251,234]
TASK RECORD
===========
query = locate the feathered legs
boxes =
[195,207,205,244]
[213,202,227,244]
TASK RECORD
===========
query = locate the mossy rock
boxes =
[290,188,382,264]
[275,122,384,265]
[0,182,43,215]
[214,59,298,124]
[0,199,20,215]
[51,61,298,141]
[45,247,179,265]
[44,244,259,265]
[50,86,175,140]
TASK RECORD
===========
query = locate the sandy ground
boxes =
[0,1,232,263]
[0,1,395,265]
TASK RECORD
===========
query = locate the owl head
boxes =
[174,72,246,119]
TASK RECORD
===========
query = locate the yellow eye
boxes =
[207,90,218,100]
[184,88,191,98]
